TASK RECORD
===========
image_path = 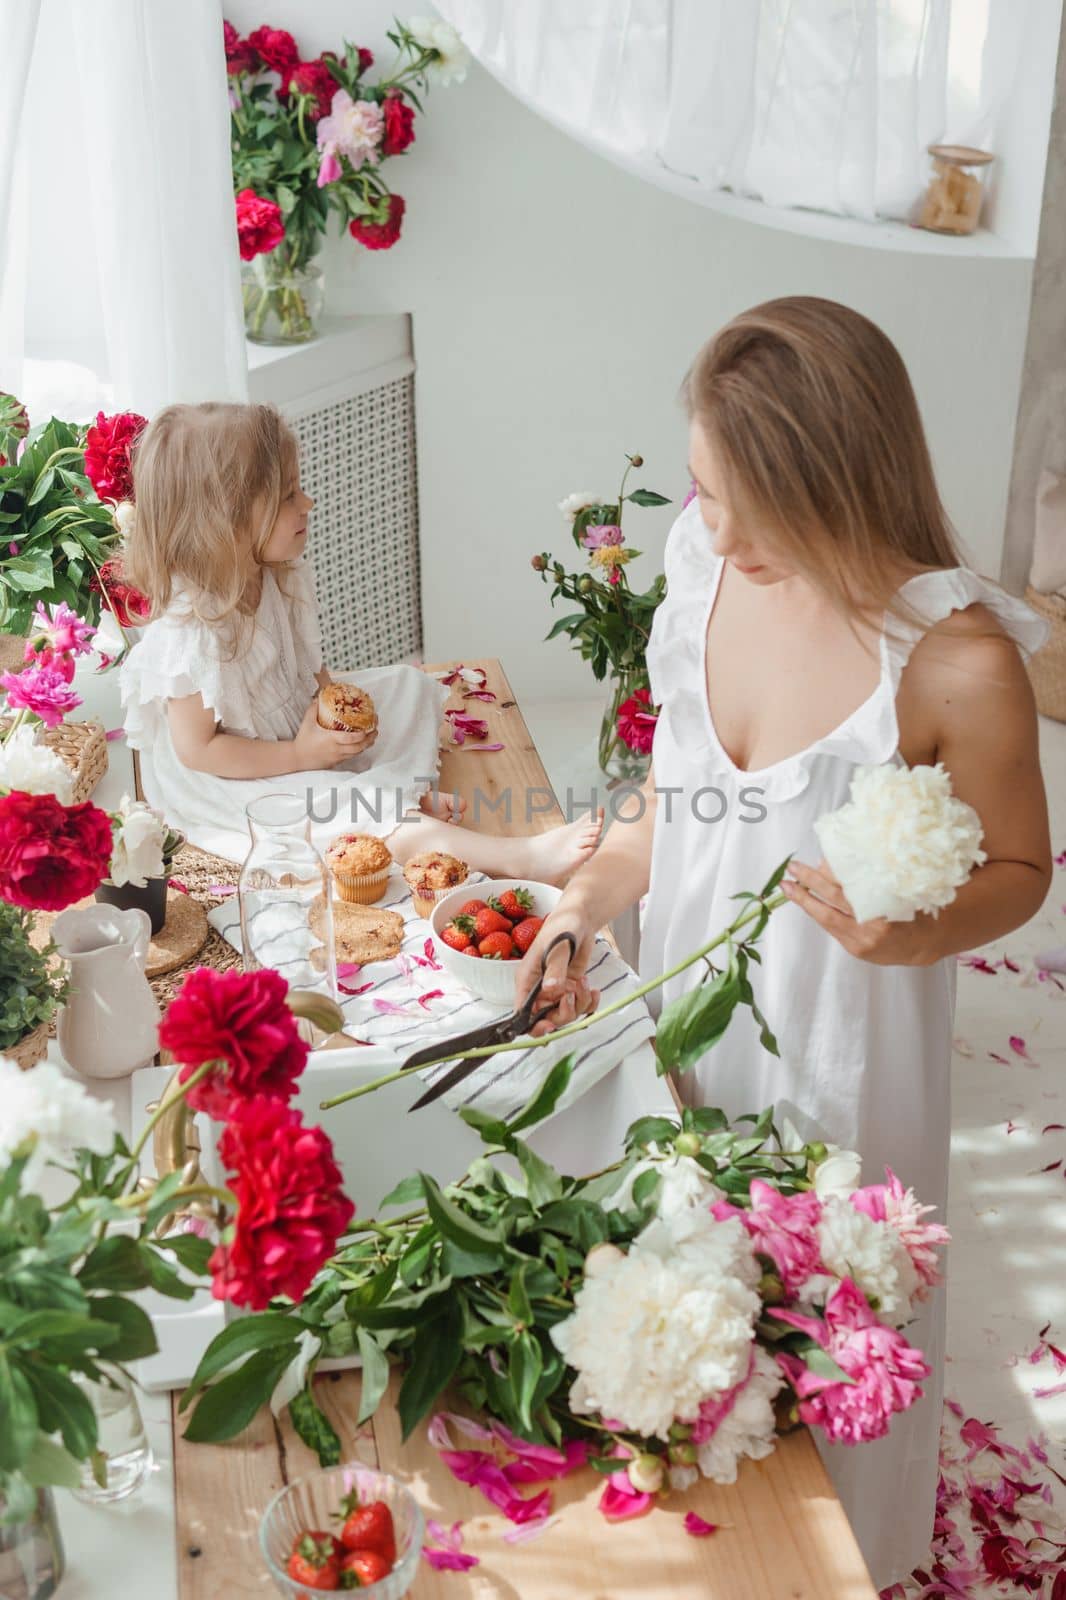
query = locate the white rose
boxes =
[109,793,165,887]
[0,1058,118,1194]
[0,726,73,803]
[811,1145,863,1198]
[557,491,599,522]
[408,17,470,85]
[814,762,986,923]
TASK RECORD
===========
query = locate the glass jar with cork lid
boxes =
[916,144,994,236]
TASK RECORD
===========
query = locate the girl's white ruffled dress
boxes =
[641,501,1048,1588]
[120,564,447,862]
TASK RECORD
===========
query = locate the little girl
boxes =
[119,402,602,877]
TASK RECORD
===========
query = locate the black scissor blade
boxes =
[399,1020,510,1074]
[407,1055,483,1111]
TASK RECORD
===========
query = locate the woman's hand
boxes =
[514,901,602,1036]
[782,859,939,966]
[291,701,376,771]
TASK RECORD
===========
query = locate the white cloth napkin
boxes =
[208,873,656,1122]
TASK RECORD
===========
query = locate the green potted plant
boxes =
[0,901,67,1070]
[95,797,185,936]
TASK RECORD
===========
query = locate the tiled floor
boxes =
[524,696,1066,1593]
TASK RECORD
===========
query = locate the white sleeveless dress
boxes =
[119,564,448,863]
[640,501,1048,1588]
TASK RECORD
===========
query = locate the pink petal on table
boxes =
[206,883,236,897]
[1054,850,1066,867]
[959,955,998,975]
[503,1515,558,1545]
[428,1412,494,1448]
[1009,1035,1033,1059]
[373,998,420,1019]
[464,743,505,753]
[1042,1124,1065,1134]
[422,938,442,970]
[462,689,497,702]
[999,955,1022,973]
[683,1513,719,1538]
[1033,1380,1066,1399]
[417,989,445,1011]
[1006,1120,1021,1134]
[989,1052,1009,1065]
[396,952,415,981]
[339,979,375,997]
[423,1546,479,1571]
[1039,1160,1063,1173]
[105,727,125,741]
[598,1481,653,1521]
[952,1036,974,1058]
[337,961,362,981]
[168,878,189,895]
[439,1451,552,1524]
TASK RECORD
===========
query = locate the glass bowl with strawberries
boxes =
[431,878,562,1006]
[259,1462,423,1597]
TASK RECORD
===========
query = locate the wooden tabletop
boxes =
[171,659,878,1599]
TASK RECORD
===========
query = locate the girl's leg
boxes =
[386,805,605,887]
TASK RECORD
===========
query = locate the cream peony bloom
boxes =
[694,1347,783,1485]
[814,1195,920,1327]
[811,1144,863,1198]
[0,725,73,803]
[814,761,986,923]
[109,793,166,887]
[557,490,599,522]
[0,1057,118,1194]
[408,17,470,85]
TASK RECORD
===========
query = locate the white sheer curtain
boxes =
[1,0,246,418]
[436,0,1030,222]
[0,1,41,398]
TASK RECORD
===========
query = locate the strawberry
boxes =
[457,898,490,917]
[440,922,472,953]
[511,915,544,955]
[338,1498,396,1564]
[461,945,482,958]
[490,887,534,923]
[288,1531,341,1589]
[339,1548,392,1587]
[479,930,515,960]
[473,907,511,939]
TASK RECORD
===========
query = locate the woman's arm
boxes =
[785,610,1052,964]
[167,693,373,778]
[514,766,659,1031]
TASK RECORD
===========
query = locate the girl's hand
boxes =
[782,859,938,967]
[291,701,375,771]
[514,902,601,1036]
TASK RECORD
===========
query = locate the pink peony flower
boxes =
[316,145,342,187]
[772,1279,930,1445]
[615,686,658,755]
[317,89,384,170]
[1,664,82,728]
[597,1445,654,1522]
[582,524,624,549]
[24,603,95,679]
[712,1178,823,1296]
[850,1167,950,1295]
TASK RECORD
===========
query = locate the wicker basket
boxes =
[1025,587,1066,723]
[9,1021,51,1071]
[0,717,109,803]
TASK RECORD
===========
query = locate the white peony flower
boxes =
[0,725,73,803]
[813,1195,920,1327]
[109,793,165,887]
[408,17,470,85]
[603,1148,720,1217]
[557,490,599,522]
[811,1144,863,1198]
[551,1203,761,1440]
[813,761,986,923]
[695,1347,783,1485]
[0,1057,118,1193]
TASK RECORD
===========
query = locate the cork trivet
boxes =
[144,891,209,978]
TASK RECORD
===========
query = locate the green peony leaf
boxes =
[183,1346,299,1444]
[288,1389,341,1466]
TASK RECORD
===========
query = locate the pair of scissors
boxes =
[401,932,577,1112]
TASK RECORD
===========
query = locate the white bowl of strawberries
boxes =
[431,878,560,1006]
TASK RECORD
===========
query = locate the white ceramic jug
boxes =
[51,904,160,1079]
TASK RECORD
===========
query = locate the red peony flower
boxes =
[209,1097,355,1310]
[284,57,337,120]
[0,791,114,911]
[90,557,151,630]
[616,686,658,755]
[382,93,416,156]
[235,188,285,261]
[223,19,258,75]
[246,25,299,80]
[158,966,309,1120]
[83,410,147,505]
[349,194,406,251]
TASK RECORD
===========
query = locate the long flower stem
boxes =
[319,891,786,1112]
[128,1061,213,1163]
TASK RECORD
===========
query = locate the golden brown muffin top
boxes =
[326,833,393,876]
[402,850,469,892]
[318,682,377,727]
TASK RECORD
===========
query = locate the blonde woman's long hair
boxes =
[682,297,963,623]
[125,402,300,638]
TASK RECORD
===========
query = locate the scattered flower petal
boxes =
[464,743,505,753]
[105,727,125,741]
[1009,1035,1033,1060]
[421,938,442,970]
[168,878,189,894]
[683,1512,719,1538]
[372,998,420,1019]
[503,1515,559,1545]
[206,883,236,897]
[417,989,445,1011]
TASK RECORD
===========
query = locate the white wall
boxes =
[160,6,1040,700]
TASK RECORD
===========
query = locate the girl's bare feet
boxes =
[511,808,605,886]
[386,806,604,885]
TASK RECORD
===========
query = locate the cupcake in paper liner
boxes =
[403,849,469,919]
[317,681,378,733]
[325,832,393,905]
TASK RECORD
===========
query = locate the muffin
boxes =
[317,681,378,734]
[326,833,393,905]
[403,850,469,919]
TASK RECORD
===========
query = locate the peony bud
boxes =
[669,1441,698,1467]
[673,1132,701,1158]
[578,575,593,594]
[627,1453,664,1495]
[758,1271,785,1304]
[668,1422,692,1443]
[629,454,644,468]
[583,1242,624,1279]
[806,1141,828,1163]
[531,554,547,572]
[113,501,136,537]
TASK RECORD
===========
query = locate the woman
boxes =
[516,297,1051,1587]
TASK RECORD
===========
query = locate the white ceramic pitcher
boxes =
[51,904,160,1079]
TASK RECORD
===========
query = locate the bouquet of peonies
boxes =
[225,16,468,341]
[533,455,669,780]
[0,396,150,651]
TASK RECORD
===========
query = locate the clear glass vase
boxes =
[598,672,654,783]
[0,1488,65,1600]
[241,254,324,345]
[71,1365,152,1504]
[238,793,337,1003]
